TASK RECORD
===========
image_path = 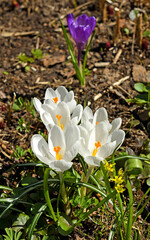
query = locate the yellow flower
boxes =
[115,184,125,193]
[104,160,116,172]
[118,168,124,176]
[112,176,124,185]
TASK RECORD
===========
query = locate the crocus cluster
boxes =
[31,86,125,173]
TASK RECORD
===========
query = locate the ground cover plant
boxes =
[0,0,150,239]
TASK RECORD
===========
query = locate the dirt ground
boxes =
[0,0,150,239]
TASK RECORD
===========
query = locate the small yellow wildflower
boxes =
[115,184,125,193]
[118,168,124,176]
[112,175,124,185]
[104,160,116,172]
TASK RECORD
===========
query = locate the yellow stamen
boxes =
[53,97,59,104]
[56,114,63,130]
[92,141,101,156]
[54,146,61,160]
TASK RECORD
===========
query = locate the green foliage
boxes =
[13,97,36,117]
[31,49,43,59]
[18,53,34,63]
[18,49,43,64]
[143,30,150,37]
[3,228,22,240]
[16,117,31,132]
[127,83,150,109]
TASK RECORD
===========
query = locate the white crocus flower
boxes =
[81,106,122,134]
[39,101,83,132]
[31,124,80,172]
[33,86,76,114]
[79,121,125,167]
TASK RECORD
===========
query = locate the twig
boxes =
[93,76,129,101]
[0,31,39,37]
[49,0,94,26]
[113,48,122,64]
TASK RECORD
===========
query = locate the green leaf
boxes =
[18,53,34,63]
[57,215,73,236]
[125,158,143,175]
[134,83,148,93]
[0,186,13,191]
[28,204,47,239]
[143,30,150,37]
[124,28,130,35]
[31,49,43,59]
[21,176,39,186]
[12,213,29,232]
[146,178,150,186]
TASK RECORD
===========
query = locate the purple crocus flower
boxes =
[67,14,96,65]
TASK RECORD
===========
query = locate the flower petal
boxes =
[71,104,83,124]
[88,16,96,32]
[67,13,74,34]
[84,156,103,167]
[110,129,125,149]
[49,125,66,156]
[48,159,73,172]
[31,134,55,165]
[33,97,43,113]
[56,86,68,101]
[65,124,80,151]
[110,118,122,133]
[93,107,108,125]
[96,141,116,159]
[95,122,109,145]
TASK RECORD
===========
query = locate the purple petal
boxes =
[76,14,89,26]
[67,13,74,33]
[88,16,96,32]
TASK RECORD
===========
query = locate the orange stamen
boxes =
[54,146,61,160]
[53,97,58,104]
[92,141,101,156]
[56,114,63,130]
[96,121,98,125]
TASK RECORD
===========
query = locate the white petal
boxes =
[79,125,89,144]
[49,125,66,156]
[45,88,59,99]
[96,141,116,159]
[95,122,109,145]
[111,129,125,149]
[88,127,96,152]
[48,160,73,172]
[56,86,68,101]
[65,124,80,151]
[64,141,79,162]
[84,156,103,167]
[33,98,42,113]
[82,106,93,122]
[93,107,108,125]
[79,138,91,158]
[44,99,57,110]
[71,104,83,124]
[31,134,55,165]
[110,118,122,133]
[41,112,54,129]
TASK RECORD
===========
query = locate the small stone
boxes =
[132,64,149,83]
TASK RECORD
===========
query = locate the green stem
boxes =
[59,172,71,215]
[43,168,57,222]
[126,178,133,240]
[81,165,93,198]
